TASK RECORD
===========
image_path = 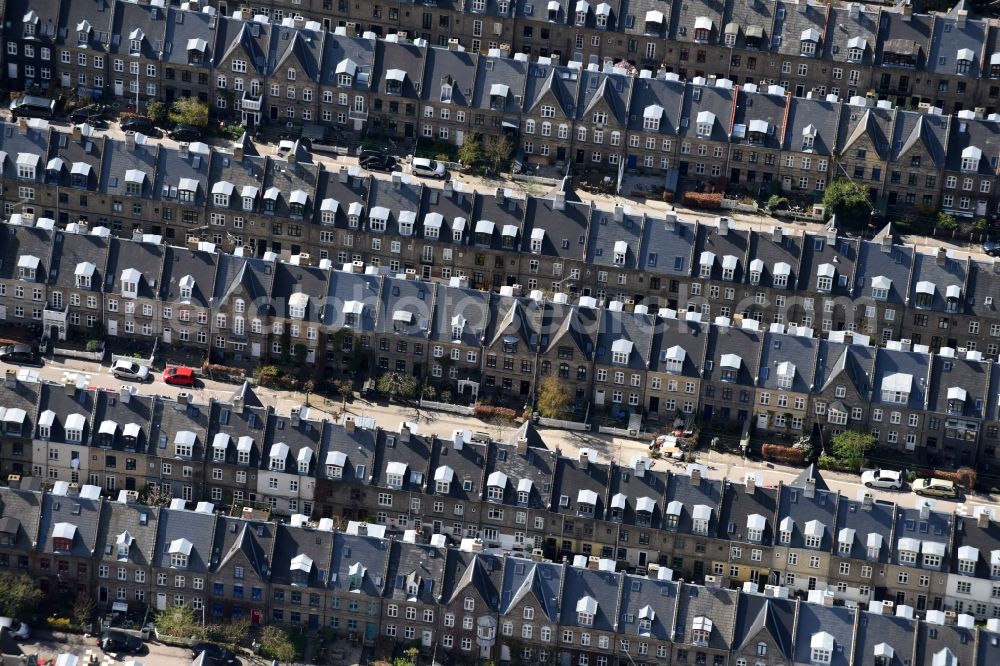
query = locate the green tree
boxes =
[138,482,172,507]
[484,134,513,173]
[458,133,482,169]
[936,212,958,232]
[821,179,872,227]
[376,372,419,401]
[536,376,571,418]
[0,574,43,619]
[155,605,200,638]
[972,217,989,233]
[146,100,168,124]
[72,593,96,626]
[829,430,876,472]
[206,618,250,646]
[260,625,297,662]
[169,98,210,128]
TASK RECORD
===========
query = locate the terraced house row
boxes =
[9,0,1000,217]
[8,431,1000,666]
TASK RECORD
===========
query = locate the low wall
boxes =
[419,399,476,416]
[598,424,644,438]
[721,199,759,213]
[538,417,589,431]
[110,353,153,368]
[53,345,105,361]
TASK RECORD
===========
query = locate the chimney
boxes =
[936,247,947,265]
[399,423,411,442]
[452,429,464,451]
[920,501,931,520]
[233,144,243,161]
[902,1,912,20]
[344,416,356,433]
[745,474,756,493]
[4,369,16,388]
[553,190,565,211]
[717,216,730,235]
[293,15,305,28]
[868,600,886,615]
[72,124,82,141]
[125,131,136,149]
[232,394,245,415]
[579,449,589,470]
[120,384,133,404]
[179,142,189,159]
[287,147,296,165]
[613,203,624,222]
[664,212,676,230]
[691,466,702,484]
[443,180,454,198]
[803,477,816,498]
[17,117,28,134]
[392,171,402,188]
[849,2,859,18]
[862,493,874,511]
[978,509,991,528]
[634,458,646,478]
[771,225,782,243]
[290,406,302,427]
[495,186,505,205]
[957,9,968,28]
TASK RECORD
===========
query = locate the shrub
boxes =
[933,467,977,490]
[85,339,102,352]
[681,192,724,209]
[761,443,806,465]
[474,404,519,421]
[767,195,790,211]
[47,617,72,631]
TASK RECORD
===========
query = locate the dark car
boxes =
[120,116,154,133]
[360,154,399,173]
[191,643,238,665]
[101,630,143,654]
[0,344,41,366]
[984,241,1000,257]
[169,124,203,142]
[69,104,110,123]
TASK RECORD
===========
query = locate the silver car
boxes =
[0,617,30,640]
[112,360,150,382]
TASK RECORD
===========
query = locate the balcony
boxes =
[349,108,368,121]
[241,92,263,111]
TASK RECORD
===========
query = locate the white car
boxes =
[861,469,903,490]
[411,157,447,179]
[112,360,150,382]
[0,617,30,640]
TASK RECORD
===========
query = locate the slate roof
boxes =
[771,0,826,59]
[559,565,621,632]
[443,551,502,610]
[576,70,629,125]
[0,225,53,283]
[428,437,488,502]
[595,308,654,370]
[320,33,375,89]
[91,389,155,453]
[776,482,838,551]
[733,89,787,151]
[673,0,723,44]
[319,418,377,486]
[733,594,795,658]
[639,214,697,278]
[694,219,750,282]
[717,480,778,546]
[757,331,817,393]
[150,394,210,458]
[215,15,270,73]
[926,11,985,77]
[627,76,685,136]
[916,620,977,666]
[0,375,41,443]
[311,166,370,230]
[163,6,217,68]
[853,238,914,305]
[792,602,857,666]
[950,513,1000,580]
[0,120,52,182]
[523,64,579,117]
[675,584,737,650]
[485,437,557,510]
[499,557,563,621]
[784,96,841,156]
[586,206,642,269]
[330,532,389,596]
[110,0,167,60]
[703,325,762,386]
[927,354,988,417]
[372,40,425,98]
[46,130,105,190]
[872,347,930,411]
[429,284,490,348]
[720,0,775,51]
[619,573,676,641]
[663,469,723,536]
[104,237,164,300]
[520,198,591,260]
[540,302,597,363]
[270,22,323,82]
[649,318,708,376]
[485,295,542,350]
[815,339,875,397]
[944,115,1000,174]
[260,157,320,219]
[0,487,42,551]
[56,0,113,50]
[747,227,804,290]
[213,517,275,581]
[37,380,96,444]
[607,459,669,527]
[421,181,476,246]
[38,490,104,557]
[420,48,477,107]
[153,142,211,206]
[892,504,952,567]
[551,455,610,518]
[152,506,217,571]
[160,244,219,307]
[366,175,423,237]
[385,540,447,605]
[471,54,529,116]
[262,410,327,476]
[891,112,948,168]
[211,254,275,313]
[799,232,858,295]
[206,149,266,213]
[472,187,526,251]
[270,261,328,322]
[271,523,334,588]
[377,275,433,339]
[679,83,734,143]
[6,0,59,43]
[838,104,893,162]
[95,499,158,568]
[206,386,269,467]
[99,129,159,199]
[324,270,381,331]
[853,609,917,666]
[823,3,879,64]
[833,494,895,563]
[373,429,433,492]
[875,11,932,69]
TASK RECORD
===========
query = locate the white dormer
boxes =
[692,615,712,645]
[16,152,39,180]
[168,538,193,568]
[802,123,817,150]
[75,261,96,289]
[241,185,258,211]
[776,361,795,389]
[664,345,686,373]
[804,519,825,548]
[962,145,982,172]
[696,111,715,137]
[398,210,416,236]
[434,465,454,494]
[297,447,313,474]
[816,263,835,291]
[577,489,598,515]
[320,198,340,226]
[773,262,791,288]
[958,545,979,574]
[386,461,407,488]
[692,504,711,534]
[451,314,466,341]
[369,206,390,233]
[575,0,589,25]
[867,533,883,560]
[613,240,628,266]
[17,255,39,281]
[116,531,133,561]
[800,28,820,56]
[847,36,867,62]
[212,181,234,207]
[289,292,309,320]
[611,339,633,364]
[720,354,741,381]
[120,268,141,298]
[746,513,766,542]
[486,471,508,501]
[699,251,715,277]
[948,386,967,414]
[880,372,913,404]
[837,527,855,555]
[811,632,834,665]
[721,254,738,281]
[871,275,891,300]
[325,451,347,478]
[577,595,597,627]
[423,212,443,239]
[643,104,663,131]
[749,258,763,285]
[269,442,289,472]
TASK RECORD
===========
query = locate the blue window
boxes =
[231,606,243,618]
[273,609,284,622]
[252,586,262,601]
[233,585,244,599]
[212,603,223,617]
[213,582,224,595]
[347,619,358,630]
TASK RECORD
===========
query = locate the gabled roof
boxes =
[215,520,273,579]
[736,596,795,658]
[446,552,500,608]
[788,464,829,492]
[501,559,563,621]
[526,66,576,116]
[843,109,888,159]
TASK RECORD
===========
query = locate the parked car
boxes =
[411,157,447,179]
[912,477,959,499]
[860,469,903,490]
[69,104,110,123]
[162,366,195,387]
[361,154,399,173]
[9,95,56,119]
[112,360,150,382]
[100,630,143,654]
[191,643,238,665]
[984,241,1000,257]
[0,344,42,366]
[0,617,30,640]
[120,116,154,133]
[168,124,203,141]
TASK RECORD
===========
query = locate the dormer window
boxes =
[175,431,195,458]
[664,345,685,373]
[269,443,289,472]
[699,251,715,278]
[720,354,740,382]
[344,301,363,327]
[696,111,714,137]
[961,146,981,172]
[287,68,297,81]
[721,255,737,281]
[129,28,144,54]
[804,519,824,549]
[120,268,140,299]
[575,7,587,25]
[16,153,38,180]
[243,196,255,211]
[386,69,406,95]
[957,48,974,75]
[692,504,711,535]
[116,531,132,561]
[691,616,712,645]
[881,373,912,404]
[871,275,891,300]
[65,413,85,443]
[800,28,820,57]
[816,263,835,292]
[611,339,632,365]
[289,293,308,320]
[643,105,663,131]
[958,546,978,574]
[53,522,76,552]
[811,632,834,665]
[613,241,628,266]
[17,256,39,281]
[577,489,597,516]
[746,514,765,543]
[947,387,967,414]
[693,16,712,42]
[440,83,452,103]
[434,466,454,494]
[168,538,192,568]
[576,596,597,626]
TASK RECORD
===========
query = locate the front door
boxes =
[251,342,261,357]
[576,149,585,163]
[648,396,659,414]
[114,80,124,96]
[520,380,530,395]
[107,320,117,336]
[557,147,566,161]
[250,609,261,625]
[270,105,278,120]
[6,64,16,79]
[156,593,167,611]
[627,155,637,169]
[162,328,171,344]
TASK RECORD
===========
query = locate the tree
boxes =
[260,625,297,662]
[458,133,483,169]
[376,372,419,401]
[822,179,871,228]
[936,212,958,232]
[0,574,44,619]
[169,98,210,128]
[484,134,513,173]
[972,217,990,233]
[146,100,168,124]
[72,593,96,627]
[536,376,571,418]
[829,430,876,472]
[332,378,354,409]
[138,483,172,507]
[155,605,200,638]
[206,618,250,646]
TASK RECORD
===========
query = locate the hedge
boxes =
[474,404,519,421]
[761,443,806,465]
[930,467,977,490]
[681,192,724,209]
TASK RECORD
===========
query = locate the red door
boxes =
[251,609,261,626]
